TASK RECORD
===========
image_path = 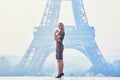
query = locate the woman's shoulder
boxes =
[60,31,65,34]
[60,31,65,37]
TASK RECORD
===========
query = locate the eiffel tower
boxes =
[17,0,114,76]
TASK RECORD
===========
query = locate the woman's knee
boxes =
[57,59,62,63]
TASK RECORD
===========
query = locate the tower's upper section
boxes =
[39,0,89,27]
[40,0,61,26]
[72,0,88,26]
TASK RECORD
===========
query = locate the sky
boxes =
[0,0,120,62]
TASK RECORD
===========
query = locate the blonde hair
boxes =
[58,22,64,32]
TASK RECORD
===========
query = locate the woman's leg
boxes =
[57,59,64,75]
[57,59,61,75]
[59,59,64,74]
[61,60,64,73]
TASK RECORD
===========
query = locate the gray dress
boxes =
[56,31,65,60]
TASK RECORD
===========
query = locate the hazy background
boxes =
[0,0,120,63]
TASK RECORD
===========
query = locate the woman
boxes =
[54,23,65,78]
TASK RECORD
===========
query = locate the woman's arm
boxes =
[54,30,61,42]
[56,35,61,42]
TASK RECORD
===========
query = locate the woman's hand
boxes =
[56,35,61,42]
[55,30,59,34]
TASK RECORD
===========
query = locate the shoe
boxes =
[55,74,61,78]
[55,73,64,78]
[60,73,64,76]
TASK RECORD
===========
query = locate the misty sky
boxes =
[0,0,120,62]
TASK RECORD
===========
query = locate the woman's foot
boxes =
[55,73,64,78]
[55,74,61,78]
[60,73,64,76]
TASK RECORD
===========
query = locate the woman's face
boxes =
[58,24,62,30]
